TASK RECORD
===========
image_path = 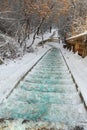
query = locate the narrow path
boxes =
[0,48,87,130]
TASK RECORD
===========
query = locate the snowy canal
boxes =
[0,48,87,129]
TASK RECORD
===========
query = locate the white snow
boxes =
[61,49,87,107]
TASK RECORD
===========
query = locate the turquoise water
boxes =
[0,48,87,126]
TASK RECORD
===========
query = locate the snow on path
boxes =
[61,49,87,107]
[49,42,87,107]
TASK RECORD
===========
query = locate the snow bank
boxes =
[61,49,87,107]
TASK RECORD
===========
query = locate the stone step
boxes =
[27,73,72,80]
[8,88,81,105]
[30,69,70,75]
[33,68,69,72]
[29,70,71,77]
[25,73,72,80]
[0,101,86,125]
[20,82,77,93]
[42,104,87,124]
[24,77,74,85]
[35,64,67,68]
[37,61,66,66]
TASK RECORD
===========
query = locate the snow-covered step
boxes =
[33,68,69,72]
[38,61,66,64]
[26,73,72,80]
[14,89,81,105]
[7,88,81,105]
[24,78,74,85]
[35,64,67,68]
[42,104,87,124]
[29,70,71,77]
[0,101,86,125]
[29,70,70,76]
[34,64,68,68]
[25,71,72,80]
[20,82,77,93]
[33,69,69,73]
[37,63,66,67]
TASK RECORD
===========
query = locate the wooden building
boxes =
[66,31,87,58]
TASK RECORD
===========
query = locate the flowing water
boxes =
[0,48,87,130]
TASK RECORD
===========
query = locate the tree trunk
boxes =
[28,17,45,49]
[20,19,30,47]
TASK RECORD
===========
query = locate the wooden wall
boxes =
[66,36,87,58]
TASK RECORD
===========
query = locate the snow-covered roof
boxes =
[66,31,87,41]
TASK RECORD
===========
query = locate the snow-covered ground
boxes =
[0,29,87,109]
[61,47,87,107]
